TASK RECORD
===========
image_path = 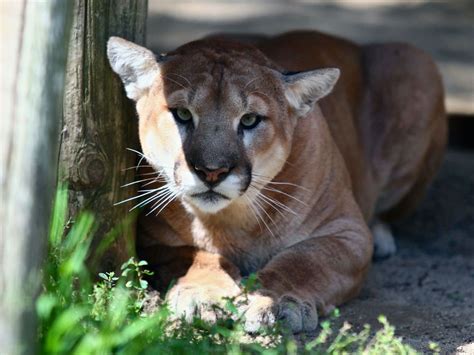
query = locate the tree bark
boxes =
[59,0,148,271]
[0,1,73,353]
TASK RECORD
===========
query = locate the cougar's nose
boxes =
[193,165,231,186]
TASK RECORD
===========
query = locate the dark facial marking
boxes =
[211,60,226,113]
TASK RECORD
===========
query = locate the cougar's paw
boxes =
[166,282,241,323]
[241,293,318,333]
[372,221,397,259]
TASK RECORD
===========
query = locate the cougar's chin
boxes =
[178,171,248,214]
[184,190,233,214]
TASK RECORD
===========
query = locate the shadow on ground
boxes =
[329,149,474,353]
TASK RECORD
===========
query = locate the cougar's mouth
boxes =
[191,190,230,202]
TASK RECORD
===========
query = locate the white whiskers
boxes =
[116,148,181,216]
[120,176,164,188]
[242,172,310,237]
[116,182,181,216]
[244,193,276,238]
[252,172,310,192]
[252,179,309,207]
[146,186,181,216]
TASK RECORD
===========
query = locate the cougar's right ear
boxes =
[107,37,160,101]
[282,68,340,117]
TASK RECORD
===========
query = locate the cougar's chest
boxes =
[189,223,279,275]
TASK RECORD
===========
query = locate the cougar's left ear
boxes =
[107,37,160,101]
[283,68,340,117]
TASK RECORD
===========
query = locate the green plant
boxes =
[37,186,432,354]
[304,312,418,355]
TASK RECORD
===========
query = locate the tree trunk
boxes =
[59,0,148,272]
[0,1,73,353]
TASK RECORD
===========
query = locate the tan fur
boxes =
[108,30,446,332]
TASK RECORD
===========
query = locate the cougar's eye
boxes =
[240,113,262,129]
[171,108,193,124]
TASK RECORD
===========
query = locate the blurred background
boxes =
[147,0,474,116]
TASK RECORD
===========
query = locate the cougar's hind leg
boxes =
[371,121,446,259]
[377,93,447,223]
[362,43,447,226]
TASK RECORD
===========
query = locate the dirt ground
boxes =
[324,150,474,354]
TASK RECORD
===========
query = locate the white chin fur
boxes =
[184,195,232,214]
[179,171,243,214]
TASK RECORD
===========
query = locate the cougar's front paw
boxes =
[166,282,241,323]
[242,293,318,333]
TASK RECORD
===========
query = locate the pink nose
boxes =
[194,166,230,183]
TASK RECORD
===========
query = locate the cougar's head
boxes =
[108,37,338,214]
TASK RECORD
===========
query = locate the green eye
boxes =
[240,113,261,129]
[172,108,193,124]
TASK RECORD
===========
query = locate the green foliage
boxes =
[38,186,432,354]
[304,313,419,355]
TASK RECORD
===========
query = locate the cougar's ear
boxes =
[107,36,160,101]
[283,68,340,117]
